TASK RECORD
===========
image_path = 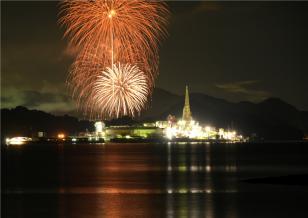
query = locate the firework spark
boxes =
[93,63,149,118]
[59,0,169,119]
[59,0,169,84]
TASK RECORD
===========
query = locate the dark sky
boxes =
[2,1,308,115]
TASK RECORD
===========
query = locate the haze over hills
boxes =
[1,88,307,140]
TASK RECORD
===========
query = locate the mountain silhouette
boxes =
[1,106,94,140]
[1,88,307,140]
[141,88,307,140]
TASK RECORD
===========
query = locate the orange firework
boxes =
[59,0,169,84]
[59,0,169,119]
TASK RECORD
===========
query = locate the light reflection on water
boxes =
[3,142,308,218]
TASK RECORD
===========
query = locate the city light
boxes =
[74,86,246,142]
[57,133,65,139]
[6,137,32,145]
[95,121,104,133]
[163,120,242,141]
[160,86,244,141]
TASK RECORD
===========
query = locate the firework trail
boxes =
[59,0,169,119]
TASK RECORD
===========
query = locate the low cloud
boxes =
[1,96,13,104]
[21,90,69,107]
[1,89,75,114]
[216,80,270,101]
[194,2,222,13]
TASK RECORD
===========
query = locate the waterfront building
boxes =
[104,126,163,140]
[82,86,243,142]
[164,86,243,141]
[94,121,105,138]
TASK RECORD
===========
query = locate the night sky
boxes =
[2,1,308,116]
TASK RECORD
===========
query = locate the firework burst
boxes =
[59,0,169,119]
[59,0,169,84]
[93,63,149,118]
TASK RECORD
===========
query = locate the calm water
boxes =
[2,142,308,218]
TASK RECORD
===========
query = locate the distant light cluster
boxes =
[6,137,32,145]
[161,119,243,141]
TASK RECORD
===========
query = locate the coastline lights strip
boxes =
[6,137,32,145]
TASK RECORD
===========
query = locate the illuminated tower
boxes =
[182,85,192,121]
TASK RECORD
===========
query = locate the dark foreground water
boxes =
[2,142,308,218]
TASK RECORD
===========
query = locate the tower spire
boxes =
[182,85,192,121]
